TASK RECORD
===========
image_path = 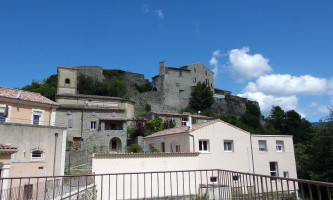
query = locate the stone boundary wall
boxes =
[77,66,105,82]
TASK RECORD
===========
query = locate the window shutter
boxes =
[3,105,8,117]
[86,121,90,130]
[68,119,73,128]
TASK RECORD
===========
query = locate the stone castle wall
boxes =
[77,66,104,82]
[73,66,257,117]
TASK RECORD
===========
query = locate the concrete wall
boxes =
[0,123,67,177]
[251,135,297,179]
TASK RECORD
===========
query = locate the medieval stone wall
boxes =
[77,66,104,82]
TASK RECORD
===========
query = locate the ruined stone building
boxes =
[55,67,135,152]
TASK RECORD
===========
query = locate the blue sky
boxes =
[1,1,332,122]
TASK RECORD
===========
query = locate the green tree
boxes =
[22,75,58,101]
[267,106,286,133]
[147,117,163,133]
[109,79,127,98]
[241,101,261,130]
[189,82,214,112]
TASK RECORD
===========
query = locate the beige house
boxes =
[93,119,297,199]
[0,144,18,193]
[0,86,67,178]
[0,87,59,125]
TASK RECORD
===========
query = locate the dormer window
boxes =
[65,78,70,84]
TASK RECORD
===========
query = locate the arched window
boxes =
[65,78,70,84]
[31,150,43,159]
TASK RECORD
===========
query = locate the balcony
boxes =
[0,169,332,200]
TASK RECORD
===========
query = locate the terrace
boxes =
[0,169,332,200]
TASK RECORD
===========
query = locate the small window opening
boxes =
[65,78,70,84]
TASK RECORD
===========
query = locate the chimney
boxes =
[187,115,192,131]
[159,61,166,76]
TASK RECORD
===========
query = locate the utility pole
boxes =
[53,133,58,176]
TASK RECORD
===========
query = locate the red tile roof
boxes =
[0,144,18,150]
[144,119,221,138]
[99,117,127,121]
[0,87,59,106]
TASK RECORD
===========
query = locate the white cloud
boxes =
[209,57,219,77]
[317,105,330,114]
[156,10,164,19]
[328,78,333,95]
[229,47,272,82]
[213,50,222,57]
[331,98,333,106]
[244,74,328,96]
[142,4,149,13]
[238,92,302,117]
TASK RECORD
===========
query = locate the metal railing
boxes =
[0,169,332,199]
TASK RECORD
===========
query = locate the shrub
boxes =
[135,83,152,93]
[127,144,143,153]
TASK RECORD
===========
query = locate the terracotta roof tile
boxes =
[99,117,127,121]
[144,119,221,138]
[0,87,58,106]
[0,144,18,150]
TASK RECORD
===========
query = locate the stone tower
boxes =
[57,67,79,95]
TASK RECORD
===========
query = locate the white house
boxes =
[92,119,298,199]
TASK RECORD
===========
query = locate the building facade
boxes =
[55,67,135,152]
[0,123,66,178]
[152,62,214,109]
[0,87,58,125]
[93,119,297,178]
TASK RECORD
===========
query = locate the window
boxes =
[32,110,43,125]
[194,68,196,72]
[105,121,123,130]
[269,162,278,177]
[276,141,284,152]
[0,105,8,122]
[0,112,5,122]
[210,177,217,182]
[90,121,96,129]
[205,79,209,86]
[224,140,233,152]
[136,76,140,80]
[176,145,181,152]
[31,150,43,160]
[161,142,165,152]
[258,140,267,152]
[199,140,209,152]
[175,83,180,87]
[181,117,188,126]
[68,119,73,128]
[283,171,289,178]
[65,78,70,84]
[179,71,182,77]
[205,71,207,76]
[193,78,197,83]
